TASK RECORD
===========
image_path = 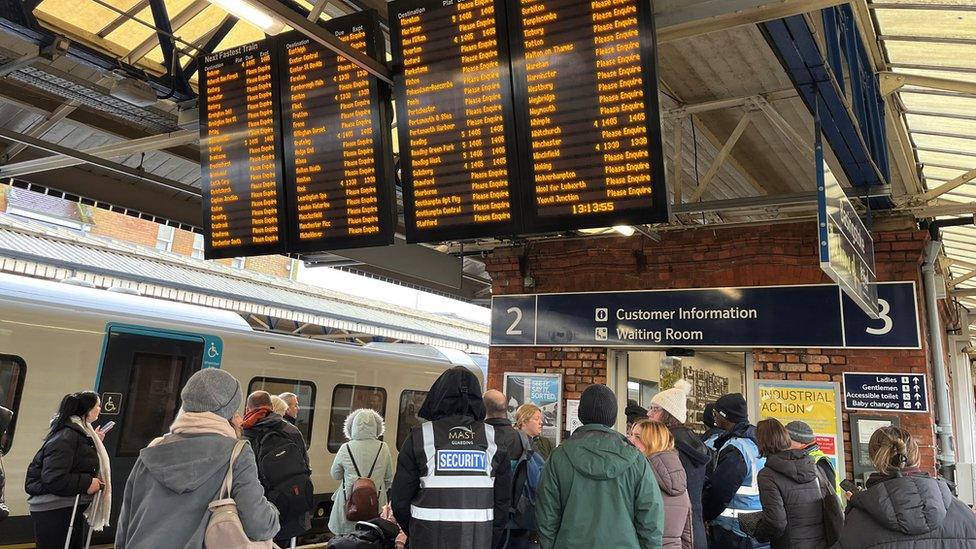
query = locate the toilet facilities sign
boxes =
[491,281,920,349]
[843,373,929,413]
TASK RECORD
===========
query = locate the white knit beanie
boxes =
[651,379,692,423]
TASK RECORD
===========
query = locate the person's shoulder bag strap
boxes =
[216,440,248,501]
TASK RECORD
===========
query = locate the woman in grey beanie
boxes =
[115,368,279,548]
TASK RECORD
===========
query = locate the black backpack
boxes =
[327,518,399,549]
[255,429,314,517]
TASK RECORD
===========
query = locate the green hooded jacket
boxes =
[536,424,664,549]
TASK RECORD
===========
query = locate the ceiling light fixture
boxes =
[613,225,636,237]
[208,0,286,35]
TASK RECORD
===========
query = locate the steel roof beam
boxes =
[907,110,976,122]
[97,0,149,38]
[146,0,191,96]
[0,129,198,177]
[880,34,976,47]
[128,0,209,64]
[917,146,976,159]
[0,99,78,162]
[183,15,236,78]
[655,0,850,43]
[869,3,976,12]
[913,129,976,142]
[687,112,753,203]
[0,126,200,197]
[889,63,976,75]
[880,72,976,97]
[250,0,391,83]
[917,168,976,203]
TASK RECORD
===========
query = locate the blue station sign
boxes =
[817,147,879,319]
[491,282,920,349]
[843,373,929,413]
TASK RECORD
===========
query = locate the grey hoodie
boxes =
[648,450,693,549]
[114,433,279,548]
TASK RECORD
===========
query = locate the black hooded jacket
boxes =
[835,471,976,548]
[390,367,511,547]
[671,425,710,549]
[753,449,834,549]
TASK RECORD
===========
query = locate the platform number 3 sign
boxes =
[866,299,893,336]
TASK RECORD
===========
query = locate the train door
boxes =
[94,326,207,539]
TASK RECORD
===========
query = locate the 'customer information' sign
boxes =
[491,282,919,349]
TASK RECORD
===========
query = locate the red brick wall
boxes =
[485,221,941,474]
[88,208,159,247]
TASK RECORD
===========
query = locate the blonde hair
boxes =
[270,395,288,416]
[632,419,674,457]
[869,426,920,475]
[514,404,542,429]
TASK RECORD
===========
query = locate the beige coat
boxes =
[648,450,693,549]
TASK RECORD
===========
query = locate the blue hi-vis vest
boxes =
[721,436,765,515]
[704,432,720,451]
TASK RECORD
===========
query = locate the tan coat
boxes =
[648,450,693,549]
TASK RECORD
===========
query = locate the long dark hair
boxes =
[48,391,98,438]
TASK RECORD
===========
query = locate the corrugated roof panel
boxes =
[885,42,976,71]
[875,8,976,40]
[35,0,141,35]
[214,19,266,53]
[905,113,976,138]
[103,0,195,52]
[917,149,976,167]
[0,215,488,347]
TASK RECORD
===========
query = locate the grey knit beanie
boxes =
[786,421,815,444]
[578,384,617,428]
[181,368,242,420]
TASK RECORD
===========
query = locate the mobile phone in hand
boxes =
[99,421,116,434]
[840,479,859,492]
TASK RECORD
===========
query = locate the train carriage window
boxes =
[248,377,316,443]
[328,384,386,453]
[0,354,26,454]
[397,390,427,450]
[118,353,186,456]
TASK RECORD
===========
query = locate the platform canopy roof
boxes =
[862,1,976,311]
[0,0,970,309]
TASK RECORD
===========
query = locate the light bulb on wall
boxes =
[208,0,286,35]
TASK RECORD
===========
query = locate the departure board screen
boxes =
[200,39,287,259]
[280,10,396,252]
[508,0,668,233]
[390,0,522,243]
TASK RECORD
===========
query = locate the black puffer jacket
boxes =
[671,425,710,549]
[25,422,99,497]
[753,449,831,549]
[836,471,976,548]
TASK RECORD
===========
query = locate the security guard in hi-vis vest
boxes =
[391,367,511,549]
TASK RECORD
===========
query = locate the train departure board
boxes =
[390,0,522,243]
[280,10,396,252]
[508,0,668,232]
[200,39,287,259]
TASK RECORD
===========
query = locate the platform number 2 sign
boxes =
[506,307,523,335]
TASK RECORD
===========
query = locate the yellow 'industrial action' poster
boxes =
[756,380,845,477]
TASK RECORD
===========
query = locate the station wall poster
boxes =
[504,372,563,445]
[756,380,846,482]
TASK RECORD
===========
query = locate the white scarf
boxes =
[70,416,111,531]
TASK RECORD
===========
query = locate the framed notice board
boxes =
[200,38,288,259]
[390,0,524,243]
[506,0,669,233]
[850,413,899,478]
[279,10,397,253]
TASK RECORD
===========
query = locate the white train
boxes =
[0,273,480,545]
